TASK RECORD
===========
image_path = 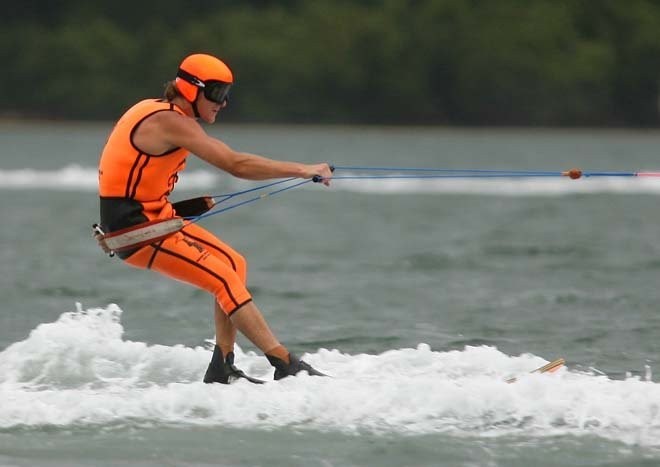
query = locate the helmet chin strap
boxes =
[192,101,201,118]
[191,91,201,118]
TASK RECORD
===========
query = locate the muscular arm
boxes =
[146,111,331,182]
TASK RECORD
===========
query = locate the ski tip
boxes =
[505,357,565,384]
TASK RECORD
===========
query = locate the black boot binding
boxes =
[203,345,265,384]
[266,353,328,380]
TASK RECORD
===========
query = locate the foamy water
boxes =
[2,165,660,196]
[0,166,219,192]
[1,304,659,447]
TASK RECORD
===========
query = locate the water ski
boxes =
[505,357,565,384]
[232,372,266,385]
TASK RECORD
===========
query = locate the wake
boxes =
[1,304,659,448]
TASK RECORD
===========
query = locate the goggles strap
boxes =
[176,68,205,88]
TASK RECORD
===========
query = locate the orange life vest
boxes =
[99,99,188,221]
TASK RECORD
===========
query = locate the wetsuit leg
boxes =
[178,223,247,284]
[124,229,251,314]
[178,224,244,351]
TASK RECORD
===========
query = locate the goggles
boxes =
[201,80,232,105]
[177,68,232,105]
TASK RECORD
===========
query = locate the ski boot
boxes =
[266,353,327,380]
[204,345,264,384]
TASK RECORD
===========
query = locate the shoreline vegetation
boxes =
[5,1,660,127]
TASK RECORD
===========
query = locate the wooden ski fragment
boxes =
[506,357,565,384]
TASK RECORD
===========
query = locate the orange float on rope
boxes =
[562,168,583,179]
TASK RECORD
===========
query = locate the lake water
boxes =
[1,121,660,466]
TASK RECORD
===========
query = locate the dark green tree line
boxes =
[2,0,660,125]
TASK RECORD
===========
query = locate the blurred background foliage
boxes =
[2,0,660,125]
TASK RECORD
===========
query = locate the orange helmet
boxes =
[175,53,234,104]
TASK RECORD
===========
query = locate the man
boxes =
[97,53,333,384]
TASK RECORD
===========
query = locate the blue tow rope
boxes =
[186,178,314,222]
[184,165,653,222]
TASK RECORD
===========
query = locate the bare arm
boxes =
[151,111,332,183]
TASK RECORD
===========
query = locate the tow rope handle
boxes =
[92,218,186,256]
[91,196,216,257]
[312,164,335,183]
[92,224,115,257]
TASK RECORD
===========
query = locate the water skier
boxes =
[97,53,332,383]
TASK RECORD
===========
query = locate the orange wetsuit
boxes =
[98,99,252,314]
